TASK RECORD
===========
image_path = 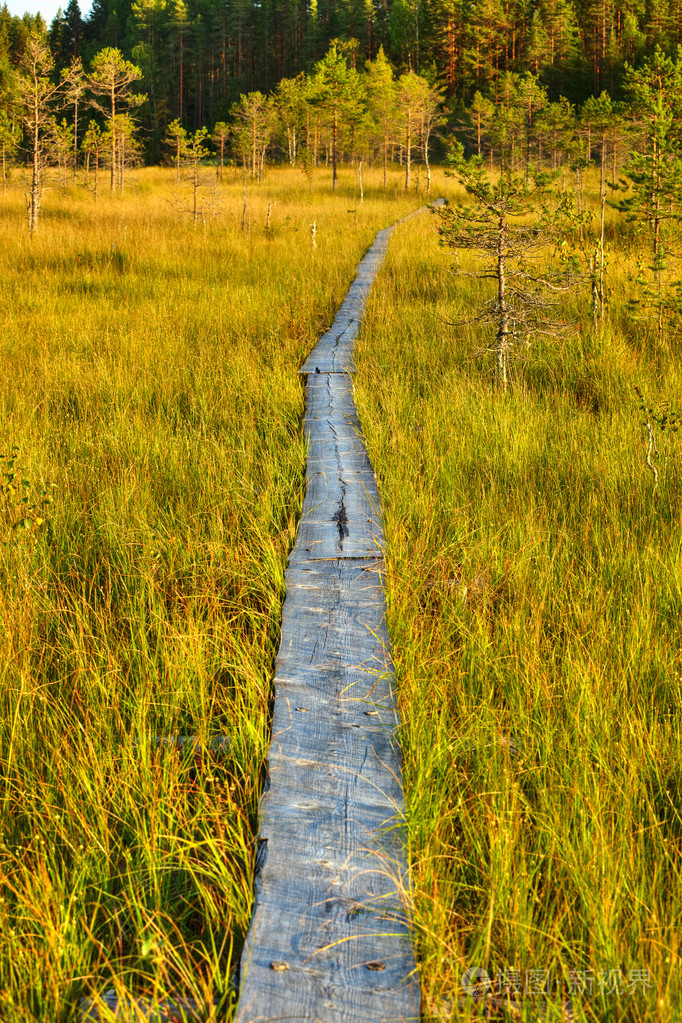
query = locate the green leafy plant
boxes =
[0,447,54,533]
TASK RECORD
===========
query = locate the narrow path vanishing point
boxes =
[235,204,441,1023]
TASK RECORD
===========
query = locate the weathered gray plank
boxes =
[236,577,419,1023]
[235,212,433,1023]
[299,235,391,374]
[296,378,384,559]
[305,372,359,421]
[299,206,442,375]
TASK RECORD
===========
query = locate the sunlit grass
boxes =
[0,163,451,1021]
[355,172,681,1022]
[6,158,676,1023]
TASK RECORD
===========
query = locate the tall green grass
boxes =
[0,165,447,1021]
[355,178,681,1021]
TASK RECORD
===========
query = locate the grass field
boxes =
[355,173,682,1021]
[0,164,448,1021]
[1,160,679,1023]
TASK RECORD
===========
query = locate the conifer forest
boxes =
[3,0,682,166]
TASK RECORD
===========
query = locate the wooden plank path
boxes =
[79,205,440,1023]
[235,207,440,1023]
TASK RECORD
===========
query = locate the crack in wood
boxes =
[332,479,349,548]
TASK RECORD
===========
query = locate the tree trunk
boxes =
[29,89,40,235]
[179,31,184,119]
[496,215,509,388]
[73,95,78,181]
[110,82,116,190]
[424,133,431,195]
[599,128,606,320]
[405,106,411,191]
[332,103,338,190]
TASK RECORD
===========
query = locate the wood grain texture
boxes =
[235,212,440,1023]
[297,374,383,563]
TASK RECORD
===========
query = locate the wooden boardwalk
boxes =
[235,211,436,1023]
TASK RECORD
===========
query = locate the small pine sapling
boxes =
[81,120,104,199]
[431,142,582,388]
[211,121,230,179]
[186,127,210,224]
[164,118,188,181]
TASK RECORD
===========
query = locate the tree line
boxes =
[2,0,682,143]
[1,36,447,230]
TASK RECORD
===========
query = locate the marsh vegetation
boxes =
[0,147,680,1023]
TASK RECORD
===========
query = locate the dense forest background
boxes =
[2,0,682,162]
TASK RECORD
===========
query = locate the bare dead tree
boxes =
[15,35,64,235]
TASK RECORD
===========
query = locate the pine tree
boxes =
[164,117,188,180]
[186,125,210,223]
[211,120,230,178]
[364,46,396,187]
[388,0,422,71]
[48,116,73,185]
[466,90,495,158]
[130,0,165,132]
[620,46,682,343]
[460,0,507,96]
[64,0,83,58]
[312,45,363,190]
[396,70,424,189]
[581,90,623,319]
[169,0,189,121]
[89,47,144,190]
[230,91,274,179]
[61,56,86,180]
[432,143,579,387]
[81,118,104,198]
[536,96,575,172]
[273,74,308,167]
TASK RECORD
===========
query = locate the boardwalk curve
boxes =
[235,207,439,1023]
